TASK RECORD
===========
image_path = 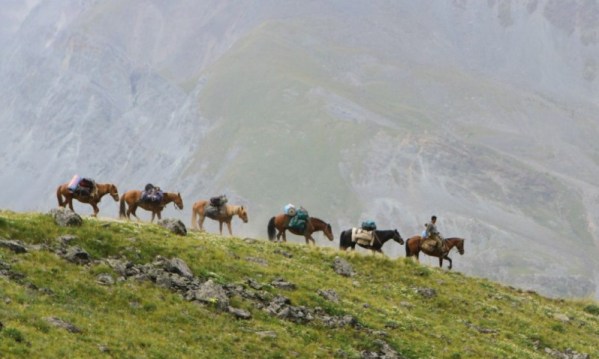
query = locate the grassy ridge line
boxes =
[0,211,597,358]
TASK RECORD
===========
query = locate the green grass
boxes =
[1,210,598,358]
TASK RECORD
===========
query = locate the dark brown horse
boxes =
[56,182,119,217]
[119,190,183,223]
[339,228,404,255]
[190,200,248,235]
[267,214,334,245]
[405,236,465,270]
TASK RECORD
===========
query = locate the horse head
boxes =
[237,205,249,223]
[109,184,119,201]
[324,223,334,241]
[456,238,465,255]
[392,229,405,245]
[173,192,184,210]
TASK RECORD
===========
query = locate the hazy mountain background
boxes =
[0,0,598,299]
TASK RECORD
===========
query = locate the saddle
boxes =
[141,184,163,203]
[421,236,444,254]
[67,175,96,197]
[352,228,375,246]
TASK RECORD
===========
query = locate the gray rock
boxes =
[64,246,91,264]
[245,257,268,266]
[188,279,229,311]
[106,258,134,277]
[414,287,437,299]
[333,256,355,277]
[228,306,252,320]
[57,235,78,245]
[157,219,187,236]
[271,277,296,290]
[96,274,114,286]
[255,331,277,338]
[45,316,82,333]
[0,239,27,253]
[317,289,339,303]
[50,208,83,227]
[544,347,589,359]
[164,258,194,278]
[246,277,263,290]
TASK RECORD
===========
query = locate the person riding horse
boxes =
[424,215,443,252]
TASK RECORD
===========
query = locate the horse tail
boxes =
[191,205,198,230]
[119,195,126,218]
[267,217,276,241]
[405,238,411,257]
[56,185,64,207]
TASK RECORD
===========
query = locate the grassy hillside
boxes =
[1,210,598,358]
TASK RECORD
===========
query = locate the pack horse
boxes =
[119,189,184,223]
[56,176,119,217]
[190,196,248,235]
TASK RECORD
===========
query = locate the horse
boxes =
[405,236,465,270]
[119,190,183,223]
[56,182,119,217]
[267,214,334,245]
[190,200,248,235]
[339,229,404,255]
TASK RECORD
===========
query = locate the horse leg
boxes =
[226,220,233,236]
[67,198,75,212]
[91,202,99,217]
[446,255,453,270]
[199,214,205,231]
[130,205,141,222]
[439,256,443,268]
[219,221,224,235]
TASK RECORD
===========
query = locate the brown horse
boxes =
[267,214,334,245]
[56,182,119,217]
[119,190,184,223]
[190,200,248,235]
[405,236,465,270]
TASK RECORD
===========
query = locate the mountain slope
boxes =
[1,211,598,358]
[0,1,598,299]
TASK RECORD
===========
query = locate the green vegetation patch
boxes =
[0,211,598,358]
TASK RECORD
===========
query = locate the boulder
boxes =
[49,208,82,227]
[157,219,187,236]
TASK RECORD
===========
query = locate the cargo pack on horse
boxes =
[267,213,334,245]
[56,180,119,217]
[339,228,404,255]
[405,236,465,269]
[119,189,183,223]
[190,199,248,236]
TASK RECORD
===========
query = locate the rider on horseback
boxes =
[424,215,443,252]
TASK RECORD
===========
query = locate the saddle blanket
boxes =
[421,238,442,253]
[352,228,374,246]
